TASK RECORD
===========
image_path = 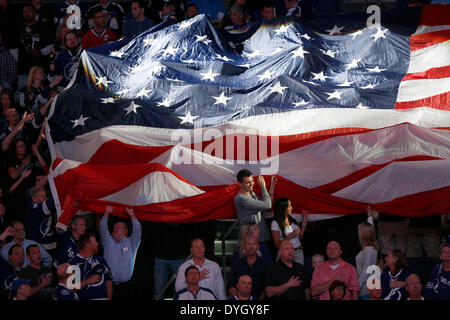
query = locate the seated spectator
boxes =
[184,3,199,20]
[425,243,450,300]
[99,205,142,300]
[54,30,82,88]
[265,240,310,300]
[218,0,258,29]
[0,89,13,129]
[224,3,250,32]
[259,0,276,20]
[229,274,258,300]
[17,4,53,90]
[381,249,410,300]
[147,0,186,23]
[10,278,32,300]
[368,286,383,300]
[82,7,118,49]
[0,244,25,296]
[0,32,17,90]
[68,232,113,300]
[86,0,126,36]
[52,263,79,300]
[406,216,442,260]
[26,185,57,255]
[188,0,226,23]
[55,215,87,266]
[228,235,269,299]
[231,221,272,266]
[271,197,308,264]
[122,0,155,38]
[311,253,324,269]
[54,0,89,29]
[0,108,35,153]
[329,280,346,300]
[17,65,62,114]
[18,244,53,300]
[174,265,217,300]
[175,238,226,300]
[311,241,359,300]
[355,208,379,300]
[0,221,52,267]
[405,273,424,300]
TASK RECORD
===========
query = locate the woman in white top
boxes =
[355,208,379,300]
[271,197,307,265]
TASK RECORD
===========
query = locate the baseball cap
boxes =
[11,279,31,292]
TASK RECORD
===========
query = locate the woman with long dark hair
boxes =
[381,249,410,300]
[271,197,307,264]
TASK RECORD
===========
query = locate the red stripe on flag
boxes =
[410,29,450,51]
[402,65,450,81]
[395,91,450,110]
[419,4,450,26]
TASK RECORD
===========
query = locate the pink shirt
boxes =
[311,260,359,300]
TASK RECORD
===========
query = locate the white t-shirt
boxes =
[271,220,301,249]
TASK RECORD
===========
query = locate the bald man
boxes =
[405,274,424,300]
[265,240,310,300]
[311,241,359,300]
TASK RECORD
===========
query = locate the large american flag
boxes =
[46,5,450,229]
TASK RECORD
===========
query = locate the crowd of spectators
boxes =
[0,0,448,301]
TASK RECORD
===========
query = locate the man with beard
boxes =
[68,232,113,300]
[81,7,118,49]
[54,31,82,87]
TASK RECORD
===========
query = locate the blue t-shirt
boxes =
[68,254,112,300]
[425,264,450,300]
[53,284,79,300]
[55,232,79,266]
[26,198,57,248]
[381,268,410,300]
[122,18,156,38]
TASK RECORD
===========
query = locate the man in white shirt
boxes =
[175,238,226,300]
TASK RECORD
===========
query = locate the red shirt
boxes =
[81,28,118,49]
[311,260,359,300]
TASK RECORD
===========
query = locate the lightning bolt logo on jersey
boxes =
[68,254,112,300]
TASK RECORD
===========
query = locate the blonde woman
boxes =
[356,207,379,300]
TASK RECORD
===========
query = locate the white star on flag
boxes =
[213,92,232,105]
[356,102,370,109]
[200,69,220,82]
[95,76,113,88]
[162,46,178,56]
[109,50,124,58]
[291,46,309,59]
[124,101,142,115]
[116,88,131,95]
[346,58,362,70]
[366,66,386,73]
[293,100,307,107]
[179,111,198,124]
[71,114,89,128]
[246,49,261,58]
[143,37,155,46]
[300,34,312,41]
[269,82,288,94]
[326,25,344,34]
[130,64,145,73]
[338,80,354,87]
[273,47,283,54]
[371,27,388,41]
[178,19,196,30]
[274,25,290,35]
[195,35,212,44]
[136,87,152,98]
[311,71,330,82]
[215,54,234,62]
[351,29,364,39]
[157,98,173,107]
[326,90,344,100]
[360,83,377,89]
[257,70,273,81]
[101,97,116,104]
[320,49,338,58]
